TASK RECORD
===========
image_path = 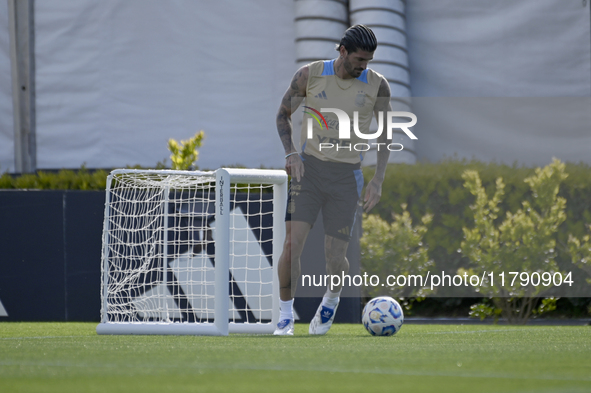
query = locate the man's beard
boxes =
[343,59,362,78]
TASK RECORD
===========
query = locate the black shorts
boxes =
[285,153,364,241]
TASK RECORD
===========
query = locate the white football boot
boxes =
[273,319,294,336]
[309,301,339,335]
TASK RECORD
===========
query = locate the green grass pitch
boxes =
[1,322,590,392]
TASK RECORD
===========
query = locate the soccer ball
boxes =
[362,296,404,336]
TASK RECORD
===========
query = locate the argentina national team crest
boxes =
[355,91,366,107]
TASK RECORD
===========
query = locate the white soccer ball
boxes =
[362,296,404,336]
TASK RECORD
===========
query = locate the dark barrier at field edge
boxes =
[0,191,104,322]
[0,191,361,323]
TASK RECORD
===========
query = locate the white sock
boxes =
[321,288,341,308]
[280,299,294,321]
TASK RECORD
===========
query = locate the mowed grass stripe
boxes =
[0,323,590,393]
[1,358,590,382]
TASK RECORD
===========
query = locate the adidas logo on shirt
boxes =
[315,91,328,99]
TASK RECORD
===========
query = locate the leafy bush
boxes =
[568,227,591,284]
[168,131,205,170]
[362,159,591,319]
[360,204,433,301]
[363,159,591,282]
[460,159,568,324]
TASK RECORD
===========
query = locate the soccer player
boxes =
[274,25,392,335]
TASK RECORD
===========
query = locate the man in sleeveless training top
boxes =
[274,25,392,335]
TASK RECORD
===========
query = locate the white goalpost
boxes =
[96,168,287,336]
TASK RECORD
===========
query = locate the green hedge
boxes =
[363,159,591,275]
[0,168,108,190]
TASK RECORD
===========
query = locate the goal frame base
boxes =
[96,321,275,336]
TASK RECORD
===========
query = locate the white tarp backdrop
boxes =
[1,0,297,172]
[406,0,591,166]
[0,0,589,172]
[0,0,13,172]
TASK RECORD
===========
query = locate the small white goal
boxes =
[96,168,287,335]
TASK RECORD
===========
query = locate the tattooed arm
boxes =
[277,66,308,181]
[364,77,392,212]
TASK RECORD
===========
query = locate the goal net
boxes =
[96,168,287,335]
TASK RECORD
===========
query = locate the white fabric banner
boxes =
[33,0,296,170]
[0,1,14,173]
[406,0,591,166]
[1,0,590,172]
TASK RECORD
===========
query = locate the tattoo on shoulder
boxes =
[377,77,391,98]
[290,71,301,92]
[289,68,307,98]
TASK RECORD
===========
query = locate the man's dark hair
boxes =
[336,25,378,53]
